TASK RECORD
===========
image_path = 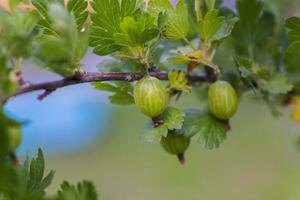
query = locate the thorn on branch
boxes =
[38,88,56,100]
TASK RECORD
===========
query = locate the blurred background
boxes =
[2,0,300,199]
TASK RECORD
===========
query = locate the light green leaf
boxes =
[149,0,190,40]
[168,70,191,93]
[199,9,224,41]
[141,122,168,143]
[205,0,215,10]
[177,109,227,150]
[67,0,88,30]
[260,74,293,95]
[90,0,139,55]
[161,107,185,130]
[211,17,238,43]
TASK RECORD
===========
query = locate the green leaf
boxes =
[168,70,191,93]
[0,148,54,199]
[141,122,168,143]
[114,15,158,47]
[27,148,55,194]
[285,17,300,43]
[57,181,97,200]
[205,0,215,10]
[90,0,139,55]
[160,107,185,130]
[67,0,88,30]
[33,2,87,77]
[260,74,293,95]
[177,109,227,150]
[199,9,224,41]
[211,16,238,43]
[149,0,190,40]
[285,41,300,88]
[0,10,38,58]
[92,82,134,105]
[233,56,257,90]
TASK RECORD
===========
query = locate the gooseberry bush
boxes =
[1,0,300,198]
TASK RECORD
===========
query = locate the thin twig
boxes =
[7,70,213,101]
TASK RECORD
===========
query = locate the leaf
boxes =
[205,0,215,10]
[0,148,55,199]
[57,181,98,200]
[177,109,227,150]
[113,15,158,47]
[149,0,190,40]
[27,148,55,194]
[92,82,134,105]
[67,0,88,30]
[33,2,88,77]
[90,0,138,55]
[141,122,168,143]
[199,9,224,41]
[211,16,238,43]
[168,70,191,93]
[233,56,257,90]
[161,107,185,130]
[0,10,38,58]
[260,74,293,95]
[285,17,300,43]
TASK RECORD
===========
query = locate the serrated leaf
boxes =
[199,9,224,41]
[57,181,97,200]
[67,0,88,30]
[168,70,191,93]
[161,107,185,130]
[149,0,189,40]
[90,0,139,55]
[27,148,55,194]
[260,74,293,95]
[141,122,168,143]
[285,17,300,43]
[114,15,158,47]
[177,109,227,150]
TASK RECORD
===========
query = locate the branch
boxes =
[11,70,213,100]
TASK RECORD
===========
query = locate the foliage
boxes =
[1,0,300,197]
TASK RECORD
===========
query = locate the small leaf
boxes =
[260,74,293,95]
[178,109,227,149]
[205,0,215,10]
[168,70,191,93]
[141,122,168,143]
[57,181,98,200]
[199,9,224,41]
[285,16,300,43]
[67,0,88,30]
[149,0,190,40]
[161,107,185,130]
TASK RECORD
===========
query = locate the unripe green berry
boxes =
[161,132,190,163]
[134,76,168,117]
[7,126,22,153]
[208,80,238,120]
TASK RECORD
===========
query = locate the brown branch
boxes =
[10,70,213,100]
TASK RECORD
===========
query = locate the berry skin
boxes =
[161,132,190,164]
[7,126,22,153]
[134,76,168,118]
[208,80,238,120]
